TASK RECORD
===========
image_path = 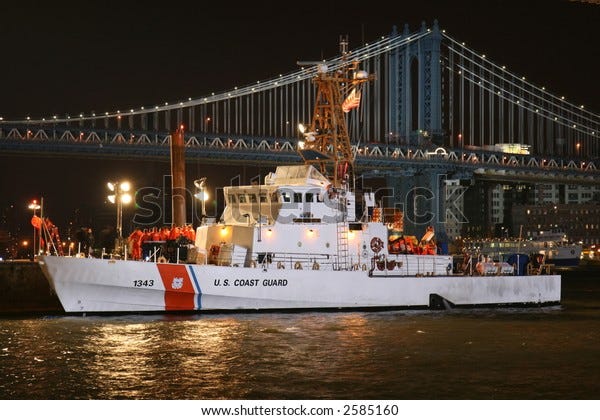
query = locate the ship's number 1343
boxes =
[133,279,154,287]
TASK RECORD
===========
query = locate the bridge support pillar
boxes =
[390,20,443,145]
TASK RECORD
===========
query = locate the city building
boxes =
[511,202,600,245]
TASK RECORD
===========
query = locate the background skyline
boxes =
[1,0,599,254]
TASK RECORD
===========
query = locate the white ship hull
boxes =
[39,255,561,313]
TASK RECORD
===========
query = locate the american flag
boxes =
[342,88,361,113]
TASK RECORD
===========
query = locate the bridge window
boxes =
[249,194,257,203]
[260,193,268,203]
[239,194,247,203]
[305,192,314,203]
[281,192,291,203]
[293,193,302,203]
[228,194,237,203]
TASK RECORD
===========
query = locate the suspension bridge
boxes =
[1,20,599,236]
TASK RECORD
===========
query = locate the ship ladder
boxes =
[336,221,349,270]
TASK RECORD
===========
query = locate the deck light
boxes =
[107,181,133,250]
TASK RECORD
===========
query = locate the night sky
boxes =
[1,0,599,246]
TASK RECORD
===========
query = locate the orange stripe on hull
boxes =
[157,264,196,310]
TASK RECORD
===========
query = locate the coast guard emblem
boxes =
[157,265,195,310]
[171,277,184,290]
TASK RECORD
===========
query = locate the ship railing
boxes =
[463,252,520,276]
[369,253,453,277]
[250,251,373,271]
[256,252,332,271]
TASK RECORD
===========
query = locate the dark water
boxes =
[1,270,599,400]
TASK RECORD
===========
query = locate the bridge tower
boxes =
[385,20,447,240]
[389,20,443,145]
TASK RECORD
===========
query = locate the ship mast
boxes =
[297,36,375,189]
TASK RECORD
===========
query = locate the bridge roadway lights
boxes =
[1,125,598,185]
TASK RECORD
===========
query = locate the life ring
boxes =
[312,262,320,270]
[370,237,384,253]
[157,256,167,264]
[361,263,367,271]
[294,261,303,270]
[277,261,285,269]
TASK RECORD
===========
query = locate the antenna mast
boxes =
[297,36,375,188]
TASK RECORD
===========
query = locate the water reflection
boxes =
[76,317,249,399]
